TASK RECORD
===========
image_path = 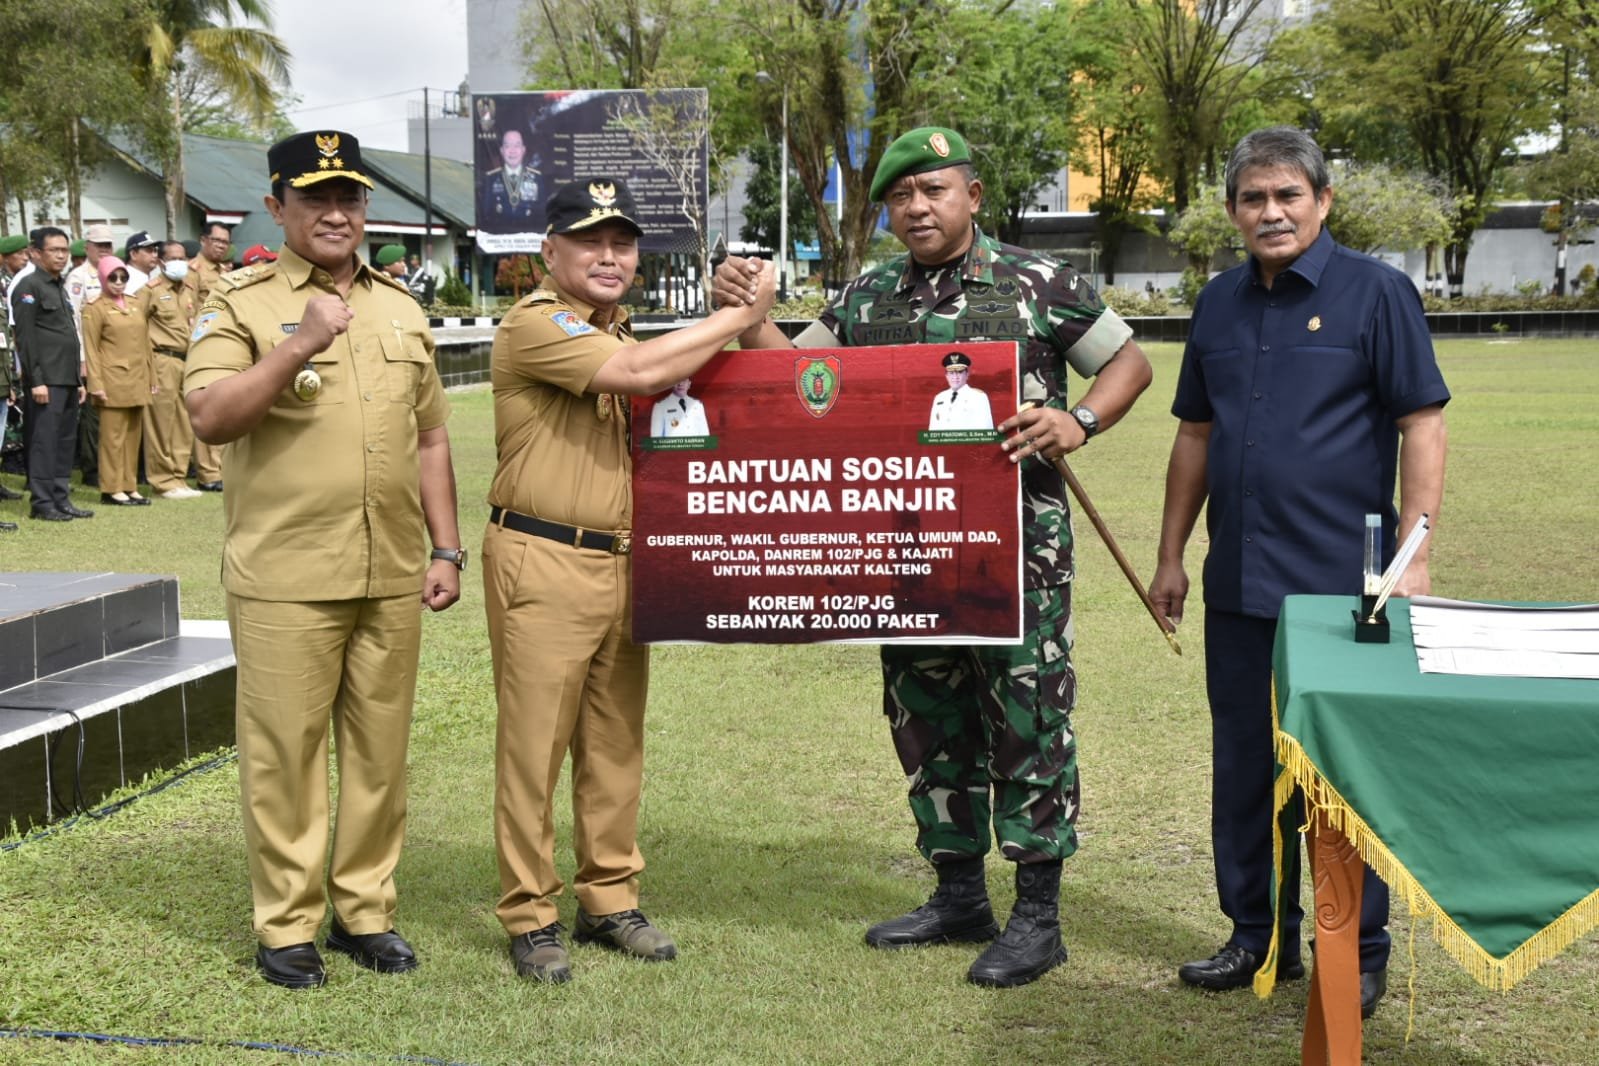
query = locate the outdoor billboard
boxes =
[472,88,709,257]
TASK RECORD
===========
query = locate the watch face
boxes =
[1072,407,1099,435]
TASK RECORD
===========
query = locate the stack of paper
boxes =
[1409,596,1599,680]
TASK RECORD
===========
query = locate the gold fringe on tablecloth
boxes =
[1254,687,1599,996]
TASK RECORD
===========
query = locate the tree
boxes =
[177,56,299,142]
[0,0,151,234]
[1121,0,1282,225]
[740,139,819,253]
[521,0,759,200]
[135,0,291,238]
[1522,0,1599,293]
[1326,163,1456,254]
[1167,180,1240,265]
[733,0,961,285]
[1072,0,1162,284]
[932,2,1078,244]
[1307,0,1553,296]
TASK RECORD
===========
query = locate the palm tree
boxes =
[141,0,291,237]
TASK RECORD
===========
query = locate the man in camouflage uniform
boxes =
[713,126,1152,988]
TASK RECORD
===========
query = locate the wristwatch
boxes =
[431,547,468,571]
[1069,404,1100,441]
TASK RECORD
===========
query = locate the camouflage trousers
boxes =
[880,583,1079,865]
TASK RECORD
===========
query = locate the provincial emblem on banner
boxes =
[794,355,842,418]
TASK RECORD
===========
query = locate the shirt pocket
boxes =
[276,343,345,407]
[380,330,429,404]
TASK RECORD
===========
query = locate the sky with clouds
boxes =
[269,0,469,151]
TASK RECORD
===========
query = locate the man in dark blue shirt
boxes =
[1150,127,1449,1019]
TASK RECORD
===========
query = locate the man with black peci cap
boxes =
[483,178,775,983]
[927,350,993,431]
[184,129,465,990]
[714,126,1151,989]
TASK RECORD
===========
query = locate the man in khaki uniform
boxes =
[485,178,774,983]
[185,130,465,991]
[139,241,201,498]
[65,224,113,489]
[188,221,233,491]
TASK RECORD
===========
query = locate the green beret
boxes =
[0,234,26,255]
[376,244,407,266]
[870,127,972,202]
[70,239,86,256]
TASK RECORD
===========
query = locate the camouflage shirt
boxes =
[813,225,1132,588]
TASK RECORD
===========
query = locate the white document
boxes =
[1408,596,1599,680]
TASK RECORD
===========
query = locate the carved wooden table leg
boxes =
[1303,813,1364,1066]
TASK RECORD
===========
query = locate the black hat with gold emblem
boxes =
[268,130,375,190]
[941,351,973,370]
[544,179,643,237]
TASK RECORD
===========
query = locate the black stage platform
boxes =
[0,572,235,831]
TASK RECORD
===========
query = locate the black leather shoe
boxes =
[326,920,418,974]
[1178,944,1283,991]
[30,509,72,522]
[0,484,21,500]
[100,492,137,506]
[1361,968,1387,1019]
[0,520,17,532]
[59,504,94,518]
[197,480,223,492]
[256,942,326,989]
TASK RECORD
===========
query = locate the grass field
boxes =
[0,338,1595,1065]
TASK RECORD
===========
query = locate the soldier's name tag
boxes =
[281,323,299,334]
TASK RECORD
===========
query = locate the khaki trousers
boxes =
[194,438,223,483]
[482,521,650,934]
[142,353,193,492]
[227,593,421,947]
[96,405,142,495]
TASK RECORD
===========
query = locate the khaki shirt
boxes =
[188,255,226,306]
[82,298,154,406]
[183,246,450,601]
[140,272,197,354]
[488,280,633,531]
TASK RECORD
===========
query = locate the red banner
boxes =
[632,342,1023,644]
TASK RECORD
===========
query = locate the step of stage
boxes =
[0,573,235,832]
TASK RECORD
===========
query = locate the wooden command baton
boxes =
[1019,403,1181,655]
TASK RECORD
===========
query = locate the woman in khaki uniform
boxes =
[81,256,154,505]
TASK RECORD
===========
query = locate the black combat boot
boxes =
[967,860,1068,987]
[865,858,1000,948]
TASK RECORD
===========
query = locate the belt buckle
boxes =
[572,526,585,549]
[612,534,631,556]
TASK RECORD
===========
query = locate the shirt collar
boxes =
[896,224,998,292]
[541,278,631,334]
[276,244,375,292]
[1239,226,1335,293]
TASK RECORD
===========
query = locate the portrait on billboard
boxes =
[472,89,709,257]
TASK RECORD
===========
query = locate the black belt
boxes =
[154,346,186,359]
[490,506,631,555]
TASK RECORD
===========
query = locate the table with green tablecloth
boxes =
[1260,594,1599,1064]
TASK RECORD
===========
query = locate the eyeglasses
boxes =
[204,236,229,244]
[108,272,129,282]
